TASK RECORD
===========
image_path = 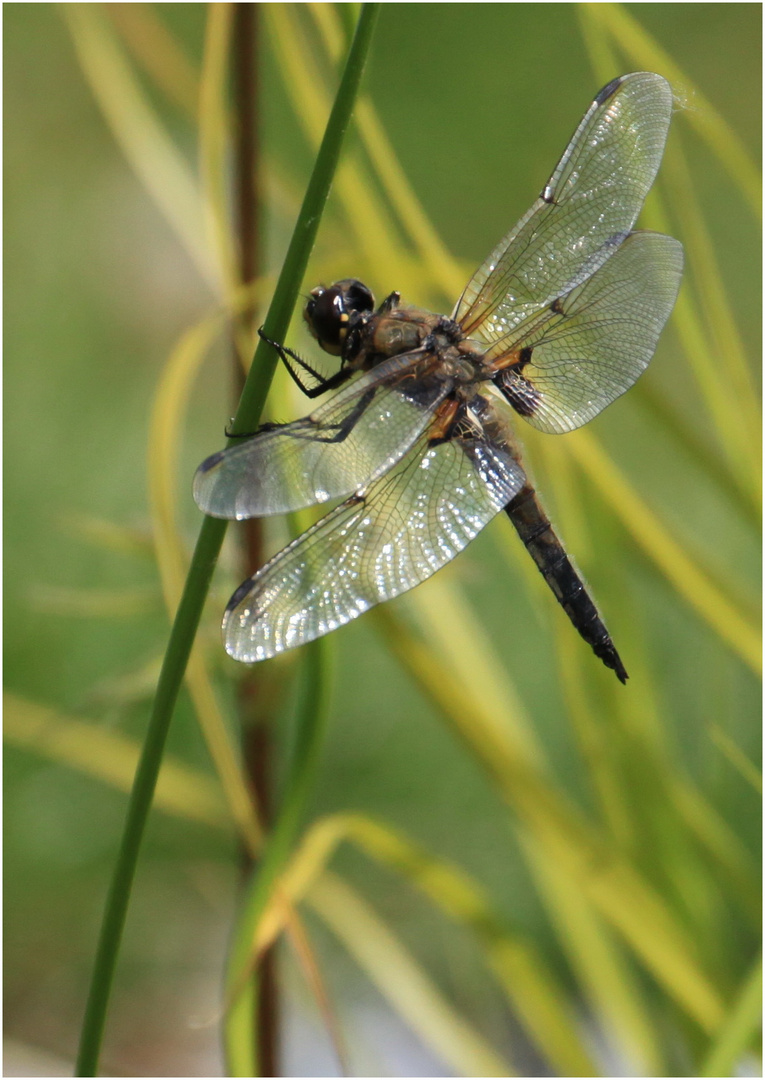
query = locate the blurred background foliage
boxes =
[4,3,761,1076]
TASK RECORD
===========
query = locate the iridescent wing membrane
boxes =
[223,421,524,662]
[456,72,682,432]
[455,72,675,340]
[194,352,452,518]
[491,230,683,433]
[194,72,681,663]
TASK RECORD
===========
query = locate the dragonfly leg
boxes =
[257,327,352,399]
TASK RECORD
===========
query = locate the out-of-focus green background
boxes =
[5,4,760,1077]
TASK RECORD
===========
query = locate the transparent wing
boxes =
[193,352,452,519]
[454,73,674,343]
[491,231,683,433]
[222,417,525,662]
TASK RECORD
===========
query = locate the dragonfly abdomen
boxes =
[505,485,628,683]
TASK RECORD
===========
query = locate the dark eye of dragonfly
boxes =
[303,278,375,356]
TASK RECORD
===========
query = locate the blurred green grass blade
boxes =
[661,141,760,458]
[148,308,263,853]
[576,1,621,77]
[527,845,666,1076]
[198,5,239,305]
[372,603,541,775]
[341,816,598,1076]
[671,781,760,915]
[362,613,727,1030]
[579,3,760,515]
[538,452,635,839]
[106,4,200,118]
[636,378,760,530]
[265,3,424,300]
[700,955,762,1077]
[226,979,259,1079]
[580,2,761,218]
[62,515,156,560]
[253,813,597,1075]
[3,692,230,829]
[308,1,465,302]
[604,624,759,915]
[565,430,760,674]
[708,725,762,795]
[62,4,216,289]
[554,619,635,842]
[310,871,516,1077]
[643,187,759,505]
[393,583,545,767]
[535,827,725,1033]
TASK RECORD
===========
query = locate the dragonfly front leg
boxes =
[257,327,353,399]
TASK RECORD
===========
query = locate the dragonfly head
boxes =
[304,279,375,356]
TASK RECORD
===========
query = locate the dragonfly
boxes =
[194,72,683,681]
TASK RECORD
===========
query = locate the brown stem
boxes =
[231,5,279,1076]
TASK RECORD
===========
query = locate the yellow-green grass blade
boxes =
[307,1,465,303]
[4,692,230,830]
[105,4,199,119]
[527,844,665,1076]
[699,954,762,1077]
[198,5,239,308]
[363,612,727,1031]
[265,4,425,300]
[562,429,760,674]
[27,584,159,619]
[579,2,761,218]
[253,813,597,1075]
[310,871,515,1077]
[62,5,216,289]
[577,2,760,518]
[708,725,763,796]
[391,583,546,767]
[148,305,264,854]
[62,515,156,560]
[642,186,759,506]
[660,141,760,471]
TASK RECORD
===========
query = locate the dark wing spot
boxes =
[517,346,533,371]
[550,297,566,315]
[196,448,228,473]
[594,76,623,106]
[225,576,259,614]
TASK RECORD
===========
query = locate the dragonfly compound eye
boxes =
[304,280,375,356]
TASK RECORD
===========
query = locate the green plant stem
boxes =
[225,641,332,1076]
[74,5,380,1074]
[75,514,226,1077]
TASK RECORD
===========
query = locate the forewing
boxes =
[193,352,451,519]
[454,73,674,343]
[493,231,683,433]
[222,421,525,662]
